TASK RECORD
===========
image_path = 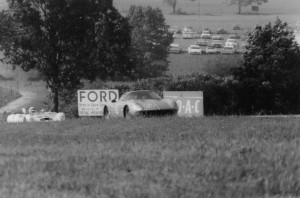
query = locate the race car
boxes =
[7,110,65,123]
[104,90,178,119]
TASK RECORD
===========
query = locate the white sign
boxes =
[163,91,204,117]
[77,90,119,116]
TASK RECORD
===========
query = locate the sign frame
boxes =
[163,91,204,117]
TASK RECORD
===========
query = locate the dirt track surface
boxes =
[0,90,37,114]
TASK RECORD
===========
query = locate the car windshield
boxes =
[120,91,161,100]
[224,46,233,49]
[191,46,199,49]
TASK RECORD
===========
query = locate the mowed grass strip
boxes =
[167,53,242,76]
[0,116,299,198]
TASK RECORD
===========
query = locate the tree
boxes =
[163,0,197,14]
[229,0,268,14]
[233,18,300,114]
[163,0,177,14]
[0,0,132,112]
[127,6,173,78]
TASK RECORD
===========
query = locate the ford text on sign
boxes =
[77,90,119,116]
[163,91,204,117]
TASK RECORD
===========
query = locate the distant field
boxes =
[115,0,300,34]
[114,0,300,16]
[0,116,299,197]
[167,53,242,76]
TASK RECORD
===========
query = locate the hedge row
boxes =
[60,73,239,117]
[60,72,300,117]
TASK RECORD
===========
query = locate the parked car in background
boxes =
[221,46,236,54]
[188,45,202,55]
[192,32,201,39]
[225,39,239,48]
[182,32,194,39]
[212,35,224,40]
[201,29,211,34]
[169,26,182,34]
[201,31,212,39]
[169,43,182,54]
[211,41,223,48]
[182,26,193,33]
[205,46,219,54]
[229,34,241,39]
[195,39,208,46]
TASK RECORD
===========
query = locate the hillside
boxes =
[114,0,300,15]
[0,116,299,197]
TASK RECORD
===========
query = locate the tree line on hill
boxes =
[0,0,299,115]
[163,0,268,15]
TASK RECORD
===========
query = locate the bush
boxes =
[216,28,228,34]
[167,73,239,115]
[233,18,300,114]
[59,74,240,117]
[132,77,171,97]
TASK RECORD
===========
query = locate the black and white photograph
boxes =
[0,0,299,197]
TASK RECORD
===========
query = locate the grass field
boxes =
[167,53,242,76]
[0,1,299,198]
[115,0,300,29]
[114,0,300,16]
[0,116,299,197]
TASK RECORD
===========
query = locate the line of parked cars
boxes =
[168,25,245,55]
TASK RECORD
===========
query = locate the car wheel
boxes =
[103,106,110,120]
[124,106,132,119]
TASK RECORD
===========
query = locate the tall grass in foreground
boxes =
[0,116,299,198]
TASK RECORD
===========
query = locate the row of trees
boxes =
[101,18,300,115]
[0,1,299,115]
[163,0,268,15]
[0,0,173,112]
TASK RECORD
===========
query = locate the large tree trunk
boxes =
[238,0,241,14]
[53,88,59,113]
[172,2,176,13]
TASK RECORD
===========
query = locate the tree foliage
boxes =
[233,18,300,114]
[163,0,196,14]
[229,0,268,14]
[127,6,173,79]
[0,0,132,112]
